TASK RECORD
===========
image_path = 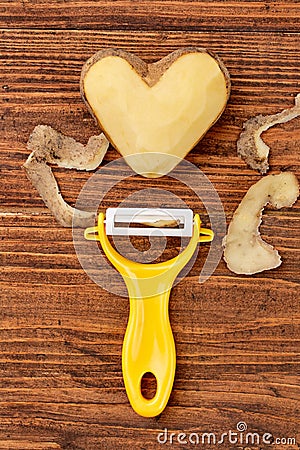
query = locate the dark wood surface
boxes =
[1,2,299,450]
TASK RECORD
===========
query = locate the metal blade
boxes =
[105,207,193,237]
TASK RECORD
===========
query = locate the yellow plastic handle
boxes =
[85,213,213,417]
[122,289,175,417]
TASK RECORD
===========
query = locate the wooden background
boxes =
[1,1,300,449]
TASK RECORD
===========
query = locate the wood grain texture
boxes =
[1,3,300,450]
[0,211,299,449]
[1,30,300,207]
[0,1,300,32]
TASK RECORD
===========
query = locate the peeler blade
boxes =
[105,208,194,237]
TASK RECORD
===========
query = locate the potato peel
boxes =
[137,219,179,228]
[223,172,299,275]
[237,94,300,174]
[23,125,109,227]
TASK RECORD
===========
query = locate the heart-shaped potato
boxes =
[81,47,230,177]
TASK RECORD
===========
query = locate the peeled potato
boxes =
[81,48,230,177]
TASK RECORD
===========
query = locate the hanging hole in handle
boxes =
[141,372,157,400]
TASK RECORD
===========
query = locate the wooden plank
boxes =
[0,442,61,450]
[1,30,300,210]
[0,262,299,445]
[0,209,299,447]
[0,1,300,32]
[1,16,300,450]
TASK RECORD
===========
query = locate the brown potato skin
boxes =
[80,47,231,160]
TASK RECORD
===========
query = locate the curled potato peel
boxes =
[223,172,299,275]
[237,94,300,174]
[23,125,109,227]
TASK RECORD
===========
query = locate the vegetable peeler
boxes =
[84,208,214,417]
